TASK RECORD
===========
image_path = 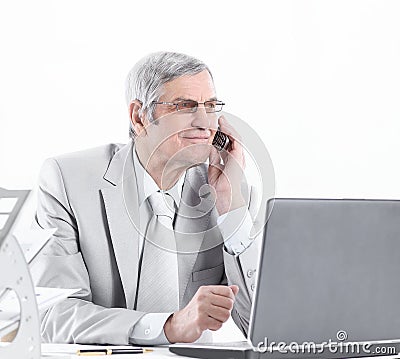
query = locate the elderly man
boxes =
[32,52,260,345]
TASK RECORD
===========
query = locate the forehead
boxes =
[160,70,216,101]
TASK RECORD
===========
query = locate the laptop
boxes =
[170,198,400,358]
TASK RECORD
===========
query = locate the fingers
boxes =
[209,146,221,165]
[218,116,242,147]
[207,305,231,323]
[210,285,236,300]
[200,285,238,310]
[205,316,224,331]
[217,116,245,170]
[191,285,241,333]
[230,285,239,296]
[208,147,224,172]
[210,294,234,310]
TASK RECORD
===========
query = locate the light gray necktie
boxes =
[136,191,180,312]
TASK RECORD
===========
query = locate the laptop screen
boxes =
[249,198,400,348]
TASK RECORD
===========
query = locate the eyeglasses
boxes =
[151,100,225,113]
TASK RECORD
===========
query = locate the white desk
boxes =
[41,344,189,359]
[40,343,400,359]
[38,319,244,358]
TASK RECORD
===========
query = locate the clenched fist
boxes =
[164,285,239,343]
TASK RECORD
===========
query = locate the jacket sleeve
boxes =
[221,185,264,336]
[31,158,145,344]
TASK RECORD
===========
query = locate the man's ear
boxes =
[129,99,147,137]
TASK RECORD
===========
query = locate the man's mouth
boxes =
[182,136,210,139]
[180,130,212,141]
[181,137,210,145]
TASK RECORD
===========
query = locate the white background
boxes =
[1,0,400,340]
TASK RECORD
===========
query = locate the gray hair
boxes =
[125,51,213,139]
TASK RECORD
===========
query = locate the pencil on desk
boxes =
[77,348,153,356]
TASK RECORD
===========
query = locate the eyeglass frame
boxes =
[151,99,225,113]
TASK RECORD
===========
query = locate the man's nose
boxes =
[191,106,217,129]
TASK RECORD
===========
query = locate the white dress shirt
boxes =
[130,148,253,345]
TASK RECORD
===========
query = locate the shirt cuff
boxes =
[217,206,254,255]
[129,312,172,345]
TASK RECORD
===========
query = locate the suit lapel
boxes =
[100,140,140,310]
[100,145,221,309]
[175,164,221,305]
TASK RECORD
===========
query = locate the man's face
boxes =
[143,70,219,170]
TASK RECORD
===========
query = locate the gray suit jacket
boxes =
[32,140,260,344]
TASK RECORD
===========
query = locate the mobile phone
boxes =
[212,128,229,151]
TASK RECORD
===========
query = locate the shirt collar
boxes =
[133,146,184,207]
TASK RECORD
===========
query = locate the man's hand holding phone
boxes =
[208,116,246,216]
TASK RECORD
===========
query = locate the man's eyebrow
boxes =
[170,97,191,102]
[170,96,219,102]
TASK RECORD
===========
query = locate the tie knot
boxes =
[148,191,176,220]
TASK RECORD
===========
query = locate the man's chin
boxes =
[177,155,210,168]
[171,146,211,168]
